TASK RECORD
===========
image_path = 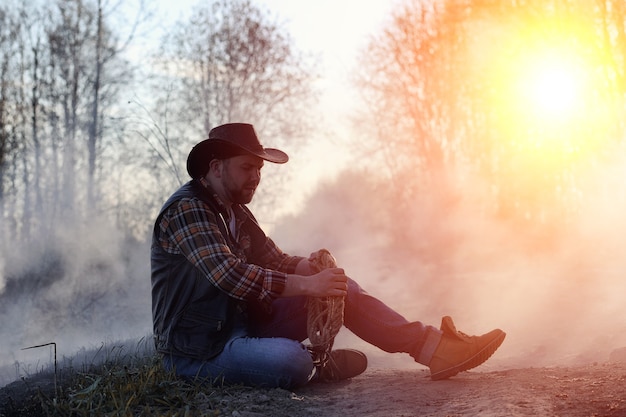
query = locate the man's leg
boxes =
[343,278,505,379]
[162,330,314,389]
[249,296,309,340]
[343,279,443,363]
[250,296,368,382]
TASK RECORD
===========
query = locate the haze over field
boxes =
[271,158,626,369]
[4,150,626,387]
[3,0,626,389]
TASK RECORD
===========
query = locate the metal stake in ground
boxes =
[22,342,57,399]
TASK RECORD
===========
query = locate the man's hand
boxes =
[282,268,348,298]
[294,249,335,276]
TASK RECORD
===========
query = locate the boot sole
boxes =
[431,330,506,381]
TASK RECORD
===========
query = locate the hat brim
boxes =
[186,139,288,179]
[254,148,289,164]
[205,138,288,163]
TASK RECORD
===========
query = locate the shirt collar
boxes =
[197,178,246,225]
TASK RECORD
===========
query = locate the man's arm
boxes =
[160,199,347,303]
[281,267,348,298]
[159,198,288,307]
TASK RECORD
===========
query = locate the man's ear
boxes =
[208,159,223,177]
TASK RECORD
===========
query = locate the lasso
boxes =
[307,249,345,373]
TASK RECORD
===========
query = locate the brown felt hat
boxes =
[186,123,289,179]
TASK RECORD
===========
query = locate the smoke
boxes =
[0,255,5,297]
[273,158,626,370]
[0,217,152,387]
[2,147,626,387]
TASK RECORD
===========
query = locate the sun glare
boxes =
[524,59,580,117]
[508,46,593,132]
[484,19,617,155]
[472,12,623,211]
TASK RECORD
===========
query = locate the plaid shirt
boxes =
[157,194,302,309]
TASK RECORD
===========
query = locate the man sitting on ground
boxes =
[151,123,505,388]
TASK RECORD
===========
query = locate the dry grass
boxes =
[0,339,257,416]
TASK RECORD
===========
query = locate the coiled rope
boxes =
[307,249,345,370]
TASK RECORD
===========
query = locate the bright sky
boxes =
[150,0,618,215]
[256,0,395,195]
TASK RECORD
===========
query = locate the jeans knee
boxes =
[161,339,314,389]
[273,342,314,388]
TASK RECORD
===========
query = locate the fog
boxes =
[2,153,626,386]
[273,160,626,370]
[0,218,153,386]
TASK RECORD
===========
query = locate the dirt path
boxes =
[221,363,626,417]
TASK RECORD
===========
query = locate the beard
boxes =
[225,182,257,204]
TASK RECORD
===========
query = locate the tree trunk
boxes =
[87,0,103,210]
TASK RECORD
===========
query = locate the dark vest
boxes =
[151,180,240,360]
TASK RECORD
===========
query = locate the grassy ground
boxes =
[6,342,626,417]
[0,340,262,416]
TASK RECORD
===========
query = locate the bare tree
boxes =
[0,7,16,239]
[1,0,311,239]
[86,0,146,211]
[0,0,140,240]
[86,0,104,209]
[157,0,314,140]
[0,5,33,239]
[47,0,90,218]
[141,0,317,217]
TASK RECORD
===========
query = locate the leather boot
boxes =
[429,316,505,380]
[314,349,368,382]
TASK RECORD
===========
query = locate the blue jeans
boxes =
[163,279,441,389]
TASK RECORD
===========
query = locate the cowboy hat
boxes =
[186,123,289,178]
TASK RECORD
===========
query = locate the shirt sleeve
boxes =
[252,236,305,274]
[158,197,287,309]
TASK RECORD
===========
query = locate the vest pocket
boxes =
[171,303,233,359]
[178,309,223,332]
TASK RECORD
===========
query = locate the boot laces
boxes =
[309,346,341,382]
